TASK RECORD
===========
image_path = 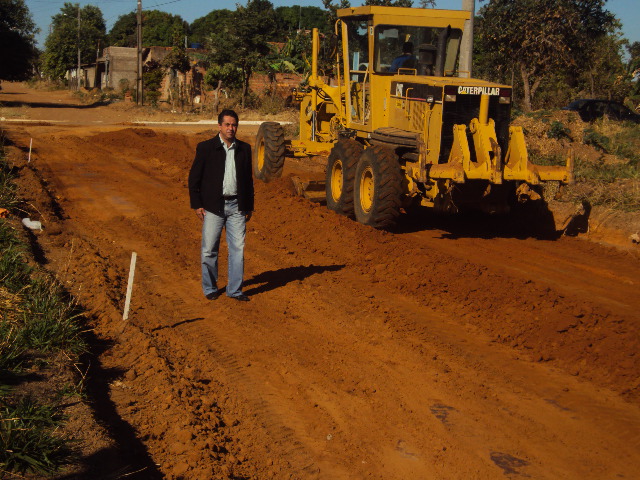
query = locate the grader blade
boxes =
[291,176,327,204]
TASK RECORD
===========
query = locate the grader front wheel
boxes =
[353,146,403,229]
[254,122,285,181]
[325,139,363,217]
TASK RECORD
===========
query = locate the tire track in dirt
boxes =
[6,125,640,479]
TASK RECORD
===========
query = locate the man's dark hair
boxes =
[218,109,239,125]
[403,41,414,54]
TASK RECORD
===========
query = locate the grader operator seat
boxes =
[417,44,437,76]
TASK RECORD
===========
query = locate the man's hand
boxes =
[245,211,252,222]
[195,208,205,221]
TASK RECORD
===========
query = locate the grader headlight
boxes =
[444,85,457,102]
[499,88,512,104]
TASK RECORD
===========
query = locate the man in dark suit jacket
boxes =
[188,109,254,302]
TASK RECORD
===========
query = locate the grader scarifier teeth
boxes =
[430,93,572,187]
[430,122,573,186]
[503,126,573,184]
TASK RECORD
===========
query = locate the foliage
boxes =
[163,27,192,111]
[0,149,88,476]
[143,60,164,106]
[0,226,86,358]
[204,64,243,91]
[259,95,287,115]
[628,41,640,100]
[578,29,629,100]
[42,3,107,81]
[0,0,38,81]
[281,32,313,74]
[206,0,278,107]
[274,6,330,40]
[107,12,136,47]
[582,126,640,164]
[189,9,234,46]
[321,0,351,33]
[163,26,191,73]
[547,121,572,140]
[0,160,20,212]
[143,10,188,47]
[475,0,619,112]
[582,128,612,152]
[0,397,70,475]
[108,10,188,48]
[364,0,413,6]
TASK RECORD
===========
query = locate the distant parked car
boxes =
[563,99,640,123]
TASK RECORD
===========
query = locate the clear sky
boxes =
[25,0,639,49]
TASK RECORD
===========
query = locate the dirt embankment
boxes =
[2,83,640,479]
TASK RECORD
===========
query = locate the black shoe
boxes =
[231,294,250,302]
[206,291,221,300]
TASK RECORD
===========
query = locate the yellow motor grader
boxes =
[253,6,573,228]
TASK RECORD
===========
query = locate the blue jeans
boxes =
[201,199,246,298]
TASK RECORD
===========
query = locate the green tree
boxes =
[42,3,106,81]
[190,9,233,46]
[143,59,163,105]
[627,42,640,99]
[274,6,329,39]
[0,0,38,81]
[163,26,190,73]
[206,0,278,107]
[476,0,617,111]
[108,10,187,48]
[580,31,628,99]
[143,10,188,47]
[163,25,192,110]
[107,12,136,47]
[364,0,413,6]
[321,0,351,29]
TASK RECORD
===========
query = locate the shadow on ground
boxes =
[395,203,561,240]
[54,331,164,480]
[0,100,111,109]
[244,264,345,296]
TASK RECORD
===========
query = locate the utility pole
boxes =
[96,39,101,88]
[137,0,143,105]
[77,4,81,90]
[459,0,475,78]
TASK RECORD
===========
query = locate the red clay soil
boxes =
[2,83,640,479]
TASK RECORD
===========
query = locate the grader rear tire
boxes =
[254,122,285,182]
[353,146,403,229]
[325,139,363,217]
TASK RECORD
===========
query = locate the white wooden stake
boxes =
[123,252,137,321]
[28,138,33,162]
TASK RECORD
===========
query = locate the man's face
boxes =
[219,115,238,144]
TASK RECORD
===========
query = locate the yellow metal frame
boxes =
[291,7,573,192]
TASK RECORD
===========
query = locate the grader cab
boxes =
[253,6,573,229]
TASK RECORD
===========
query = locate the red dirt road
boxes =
[2,83,640,479]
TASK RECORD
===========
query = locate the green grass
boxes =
[0,147,87,475]
[547,121,572,140]
[0,397,72,475]
[0,160,20,212]
[523,109,554,121]
[573,157,639,182]
[582,125,640,165]
[530,152,566,167]
[0,221,86,359]
[562,179,639,212]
